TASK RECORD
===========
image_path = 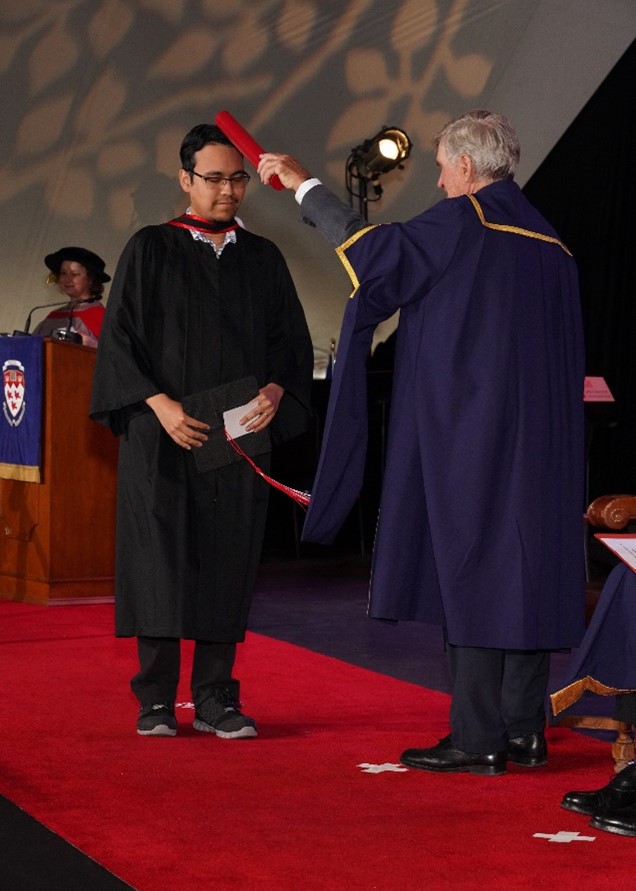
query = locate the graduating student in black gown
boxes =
[90,123,312,738]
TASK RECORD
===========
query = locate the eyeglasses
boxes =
[190,170,251,188]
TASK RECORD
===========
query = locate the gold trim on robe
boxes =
[551,676,636,716]
[334,192,572,300]
[336,225,379,297]
[468,194,572,256]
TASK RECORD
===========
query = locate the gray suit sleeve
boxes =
[299,184,368,247]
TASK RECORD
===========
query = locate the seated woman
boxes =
[33,246,110,348]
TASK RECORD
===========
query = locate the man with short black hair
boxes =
[91,123,312,738]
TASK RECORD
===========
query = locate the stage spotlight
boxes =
[352,127,412,180]
[346,126,412,219]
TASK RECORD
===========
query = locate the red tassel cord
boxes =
[225,430,311,508]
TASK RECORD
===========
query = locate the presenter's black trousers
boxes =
[447,644,550,753]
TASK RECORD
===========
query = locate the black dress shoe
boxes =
[561,762,636,816]
[591,801,636,837]
[507,731,547,767]
[400,736,506,776]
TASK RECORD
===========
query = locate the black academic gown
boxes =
[90,223,312,641]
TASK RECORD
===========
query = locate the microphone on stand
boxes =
[14,299,71,336]
[51,296,100,345]
[52,303,82,344]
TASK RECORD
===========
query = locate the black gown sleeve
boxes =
[90,228,166,434]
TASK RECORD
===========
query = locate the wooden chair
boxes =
[554,494,636,771]
[587,493,636,531]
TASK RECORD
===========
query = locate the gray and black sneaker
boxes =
[193,688,257,739]
[137,703,177,737]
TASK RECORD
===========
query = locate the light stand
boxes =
[346,126,412,221]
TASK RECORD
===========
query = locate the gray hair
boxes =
[434,110,520,181]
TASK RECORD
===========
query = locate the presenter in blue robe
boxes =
[258,110,585,776]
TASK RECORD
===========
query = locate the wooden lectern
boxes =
[0,339,118,604]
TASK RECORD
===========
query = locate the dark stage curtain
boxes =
[523,39,636,500]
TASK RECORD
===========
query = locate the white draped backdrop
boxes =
[0,0,634,355]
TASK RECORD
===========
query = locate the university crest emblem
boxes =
[3,358,26,426]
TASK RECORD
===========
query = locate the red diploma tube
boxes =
[215,110,284,190]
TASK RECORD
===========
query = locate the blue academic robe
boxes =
[302,180,586,650]
[551,563,636,719]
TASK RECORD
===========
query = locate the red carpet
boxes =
[0,600,631,890]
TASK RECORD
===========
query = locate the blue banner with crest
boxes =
[0,336,43,482]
